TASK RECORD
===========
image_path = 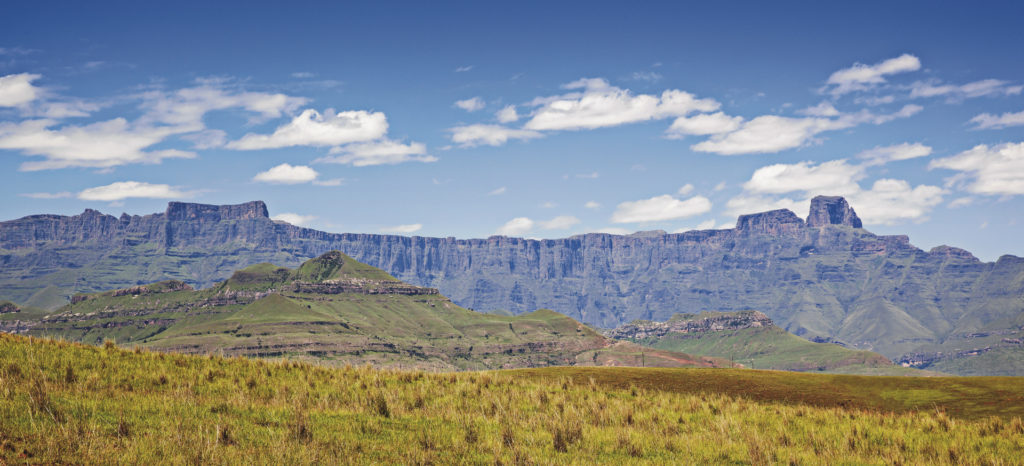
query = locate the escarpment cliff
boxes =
[1,196,1022,371]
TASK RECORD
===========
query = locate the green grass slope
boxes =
[2,334,1022,464]
[17,251,720,371]
[619,311,927,375]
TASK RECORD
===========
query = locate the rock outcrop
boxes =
[1,197,1022,371]
[806,195,863,228]
[606,311,773,340]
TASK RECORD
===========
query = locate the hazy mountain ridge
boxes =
[1,196,1022,373]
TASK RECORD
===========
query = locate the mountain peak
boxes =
[806,196,862,228]
[165,201,269,222]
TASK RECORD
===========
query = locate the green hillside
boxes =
[18,251,725,371]
[611,311,931,375]
[2,334,1022,464]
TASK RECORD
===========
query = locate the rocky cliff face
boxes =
[1,197,1022,367]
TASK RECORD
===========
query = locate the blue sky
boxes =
[2,1,1024,260]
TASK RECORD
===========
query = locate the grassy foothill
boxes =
[1,334,1023,464]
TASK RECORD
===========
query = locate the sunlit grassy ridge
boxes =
[2,334,1022,464]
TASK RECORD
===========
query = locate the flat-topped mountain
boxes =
[1,196,1022,374]
[16,251,725,370]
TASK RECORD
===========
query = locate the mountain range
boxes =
[1,196,1022,374]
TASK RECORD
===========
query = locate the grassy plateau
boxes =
[2,333,1023,464]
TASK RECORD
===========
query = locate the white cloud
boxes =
[291,72,316,79]
[272,213,316,226]
[496,105,519,123]
[318,140,437,166]
[930,142,1024,195]
[0,73,42,107]
[713,181,727,191]
[611,194,712,223]
[665,112,743,138]
[0,118,195,171]
[857,143,932,166]
[539,215,580,230]
[77,181,190,201]
[449,124,543,147]
[523,78,719,131]
[29,99,102,119]
[969,110,1024,130]
[691,115,846,155]
[19,191,72,199]
[455,97,485,112]
[540,201,557,208]
[691,106,921,155]
[824,53,921,96]
[227,109,387,150]
[488,186,507,196]
[455,65,474,73]
[677,184,694,195]
[797,101,840,117]
[140,85,307,130]
[910,79,1022,100]
[496,217,534,236]
[584,201,601,209]
[576,172,599,179]
[381,223,423,233]
[847,179,945,225]
[253,163,319,184]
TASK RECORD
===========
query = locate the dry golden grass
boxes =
[1,333,1022,464]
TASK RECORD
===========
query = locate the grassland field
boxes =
[2,334,1023,464]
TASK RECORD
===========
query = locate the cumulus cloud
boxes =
[584,201,601,209]
[743,159,864,195]
[538,215,580,230]
[677,184,694,195]
[824,53,921,96]
[318,140,437,166]
[847,179,945,225]
[381,223,423,233]
[523,78,719,131]
[495,105,519,123]
[0,73,42,107]
[272,213,316,226]
[910,79,1023,100]
[449,124,543,147]
[665,112,742,138]
[611,195,712,223]
[455,97,485,112]
[488,186,507,196]
[77,181,190,201]
[857,143,932,166]
[252,163,320,184]
[455,65,474,73]
[496,217,534,236]
[969,110,1024,130]
[0,118,195,171]
[930,142,1024,195]
[691,105,921,155]
[691,115,846,155]
[227,109,388,150]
